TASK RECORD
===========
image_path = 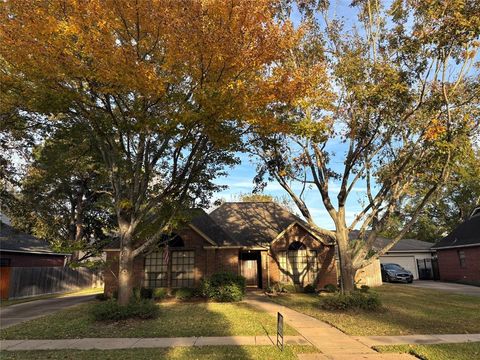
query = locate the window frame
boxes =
[144,248,196,289]
[144,250,168,288]
[278,248,318,285]
[170,250,195,288]
[458,250,467,268]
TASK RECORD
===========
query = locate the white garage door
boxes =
[380,256,418,279]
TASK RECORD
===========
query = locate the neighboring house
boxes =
[0,221,69,299]
[374,238,437,280]
[104,202,338,294]
[432,208,480,285]
[0,222,68,268]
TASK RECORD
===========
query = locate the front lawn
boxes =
[270,284,480,336]
[375,342,480,360]
[0,301,297,339]
[0,345,318,360]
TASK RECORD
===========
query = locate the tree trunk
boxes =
[335,224,356,293]
[118,246,133,305]
[117,230,134,305]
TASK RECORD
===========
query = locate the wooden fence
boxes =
[7,266,103,299]
[355,259,383,287]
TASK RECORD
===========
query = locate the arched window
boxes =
[288,241,306,251]
[279,241,318,285]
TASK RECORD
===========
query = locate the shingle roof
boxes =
[105,203,330,250]
[432,213,480,249]
[376,238,434,252]
[0,222,65,255]
[349,230,434,252]
[209,202,326,247]
[187,209,235,246]
[104,209,235,249]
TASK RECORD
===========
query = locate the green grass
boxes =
[0,301,298,339]
[270,284,480,336]
[0,345,317,360]
[0,287,103,307]
[375,342,480,360]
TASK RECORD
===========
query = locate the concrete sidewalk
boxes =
[1,336,308,351]
[355,333,480,347]
[244,293,417,360]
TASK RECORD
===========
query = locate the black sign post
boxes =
[277,312,284,351]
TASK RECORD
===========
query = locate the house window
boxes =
[171,250,195,288]
[278,241,318,285]
[144,250,168,288]
[458,250,466,268]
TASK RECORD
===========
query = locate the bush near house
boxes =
[200,272,246,302]
[152,288,168,301]
[174,288,195,301]
[91,299,160,321]
[321,290,381,311]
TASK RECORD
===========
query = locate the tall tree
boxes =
[252,0,480,292]
[6,123,114,263]
[382,146,480,241]
[0,1,306,304]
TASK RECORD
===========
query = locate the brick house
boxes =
[104,202,337,294]
[432,208,480,285]
[0,221,69,299]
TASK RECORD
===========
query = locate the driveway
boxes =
[0,294,96,329]
[410,281,480,297]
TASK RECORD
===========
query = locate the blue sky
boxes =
[211,2,364,229]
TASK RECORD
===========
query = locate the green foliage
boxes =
[323,284,338,293]
[213,284,244,302]
[282,284,306,293]
[303,284,316,293]
[273,282,288,293]
[321,291,381,311]
[91,299,160,321]
[152,288,168,301]
[359,285,370,293]
[200,272,246,302]
[174,288,195,301]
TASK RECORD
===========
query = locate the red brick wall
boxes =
[103,224,337,293]
[268,224,337,289]
[437,246,480,282]
[104,227,213,295]
[0,252,65,267]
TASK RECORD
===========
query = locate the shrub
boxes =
[200,272,246,302]
[95,293,110,301]
[140,287,153,299]
[359,285,370,293]
[127,299,160,319]
[175,287,195,301]
[303,284,316,293]
[132,287,141,301]
[324,283,338,293]
[91,299,160,321]
[215,284,244,302]
[152,288,168,301]
[320,291,381,311]
[265,285,275,294]
[283,284,304,293]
